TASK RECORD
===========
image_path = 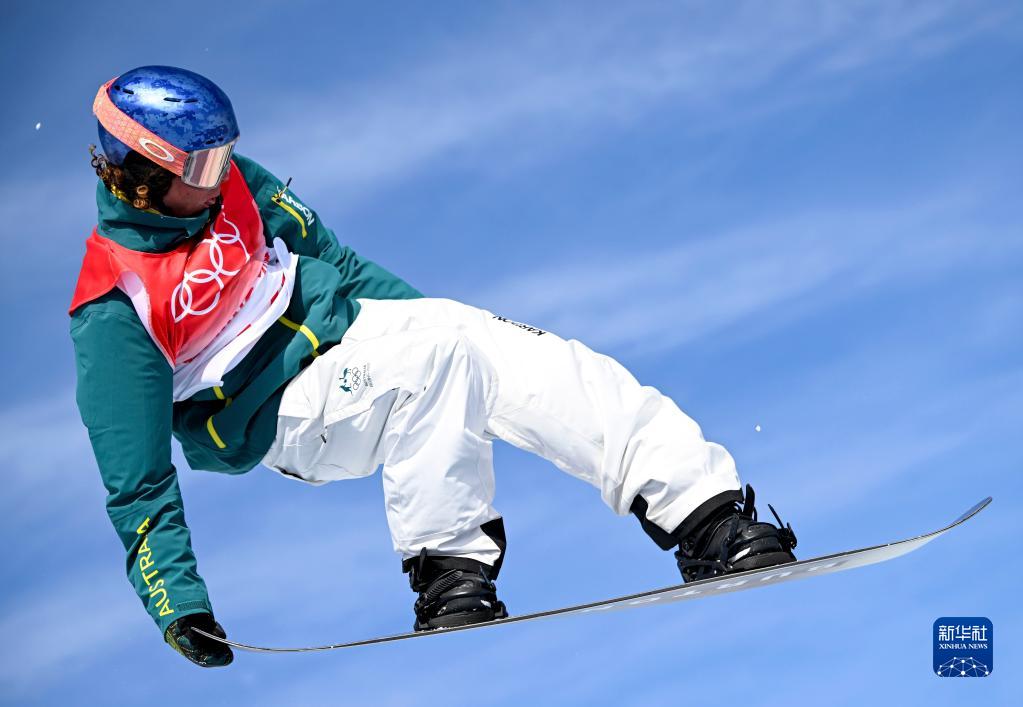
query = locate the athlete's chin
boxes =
[165,200,216,218]
[165,208,202,218]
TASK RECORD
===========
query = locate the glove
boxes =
[164,612,234,667]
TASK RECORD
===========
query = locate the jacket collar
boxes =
[95,181,212,253]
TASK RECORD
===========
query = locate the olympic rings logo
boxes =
[170,214,250,321]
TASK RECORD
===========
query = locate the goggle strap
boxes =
[93,79,188,177]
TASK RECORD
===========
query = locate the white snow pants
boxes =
[262,298,741,566]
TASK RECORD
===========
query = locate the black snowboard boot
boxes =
[406,549,509,632]
[673,484,797,583]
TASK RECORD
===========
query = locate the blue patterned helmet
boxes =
[95,65,239,188]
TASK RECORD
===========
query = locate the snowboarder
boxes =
[71,66,797,668]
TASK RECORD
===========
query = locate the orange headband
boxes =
[93,79,189,175]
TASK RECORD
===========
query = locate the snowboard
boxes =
[197,496,991,653]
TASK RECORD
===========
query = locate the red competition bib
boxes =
[69,161,268,366]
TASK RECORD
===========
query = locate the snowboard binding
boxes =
[674,484,797,583]
[406,549,508,632]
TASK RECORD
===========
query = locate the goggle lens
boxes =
[182,140,237,188]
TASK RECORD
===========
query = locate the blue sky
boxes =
[1,1,1020,705]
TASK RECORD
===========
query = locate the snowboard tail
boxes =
[197,497,991,653]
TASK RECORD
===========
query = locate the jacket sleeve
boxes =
[233,153,424,301]
[71,299,214,635]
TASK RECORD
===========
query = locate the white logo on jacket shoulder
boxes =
[277,191,316,225]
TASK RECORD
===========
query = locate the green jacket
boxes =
[70,154,422,634]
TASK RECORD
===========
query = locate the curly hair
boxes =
[90,146,175,211]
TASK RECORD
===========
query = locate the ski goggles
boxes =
[93,79,236,189]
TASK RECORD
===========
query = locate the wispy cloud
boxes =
[0,567,146,697]
[759,367,1022,519]
[247,1,1018,201]
[467,186,1020,358]
[0,389,101,536]
[0,173,96,300]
